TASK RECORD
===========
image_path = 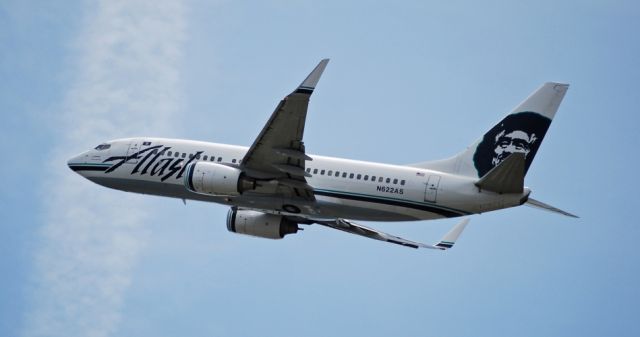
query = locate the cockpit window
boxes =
[94,144,111,151]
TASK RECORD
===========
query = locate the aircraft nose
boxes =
[67,152,86,172]
[67,156,78,172]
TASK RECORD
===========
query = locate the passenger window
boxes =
[306,168,311,173]
[371,176,376,181]
[232,159,237,163]
[356,174,361,180]
[342,172,347,178]
[217,157,222,162]
[167,151,172,156]
[349,173,354,179]
[210,157,215,161]
[328,170,333,176]
[321,170,325,175]
[335,171,340,177]
[313,169,318,174]
[203,155,208,161]
[196,154,201,159]
[152,149,158,155]
[386,178,391,183]
[182,153,186,158]
[401,180,406,185]
[189,154,193,159]
[364,175,369,181]
[393,178,398,184]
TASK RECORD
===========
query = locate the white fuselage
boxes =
[68,137,529,222]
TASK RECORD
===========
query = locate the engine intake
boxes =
[184,162,255,196]
[226,208,299,239]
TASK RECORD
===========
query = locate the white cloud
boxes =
[24,1,186,336]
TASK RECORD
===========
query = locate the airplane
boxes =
[67,59,577,250]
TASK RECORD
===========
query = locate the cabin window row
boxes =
[305,167,405,185]
[151,149,240,164]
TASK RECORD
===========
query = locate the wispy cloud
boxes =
[24,1,186,336]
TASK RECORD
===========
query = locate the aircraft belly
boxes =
[314,198,423,221]
[311,195,448,221]
[86,176,224,202]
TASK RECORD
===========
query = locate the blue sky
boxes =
[2,1,639,336]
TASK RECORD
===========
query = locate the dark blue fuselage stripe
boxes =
[314,190,464,218]
[69,165,110,172]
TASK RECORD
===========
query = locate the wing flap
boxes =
[273,148,313,161]
[272,163,311,178]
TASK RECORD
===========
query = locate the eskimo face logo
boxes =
[473,112,551,177]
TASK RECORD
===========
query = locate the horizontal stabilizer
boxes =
[475,152,525,194]
[525,197,578,218]
[315,218,470,250]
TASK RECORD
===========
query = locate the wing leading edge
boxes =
[315,218,470,250]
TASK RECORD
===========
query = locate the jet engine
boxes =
[226,208,299,239]
[184,162,255,196]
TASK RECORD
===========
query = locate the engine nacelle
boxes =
[184,162,255,196]
[226,208,299,239]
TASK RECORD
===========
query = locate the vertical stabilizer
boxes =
[411,82,569,178]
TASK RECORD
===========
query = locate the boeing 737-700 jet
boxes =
[68,59,576,250]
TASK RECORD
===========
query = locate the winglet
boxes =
[295,59,330,94]
[435,218,470,250]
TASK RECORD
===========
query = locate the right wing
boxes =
[240,59,330,201]
[315,218,470,250]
